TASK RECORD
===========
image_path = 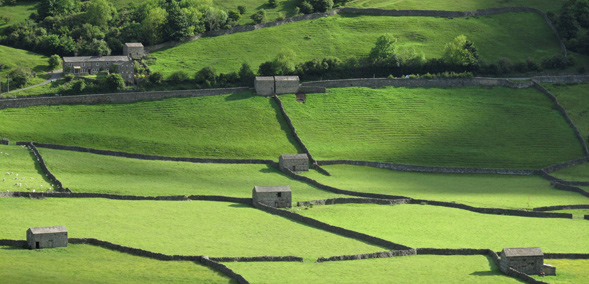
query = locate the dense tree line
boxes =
[0,0,241,56]
[548,0,589,56]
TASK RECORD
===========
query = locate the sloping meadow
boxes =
[280,86,585,168]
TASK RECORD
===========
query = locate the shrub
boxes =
[167,70,189,84]
[268,0,278,8]
[64,74,75,82]
[251,10,266,24]
[8,66,32,88]
[194,66,217,85]
[237,5,246,15]
[103,73,125,91]
[71,79,86,93]
[148,71,164,84]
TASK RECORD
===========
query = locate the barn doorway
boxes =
[35,242,39,249]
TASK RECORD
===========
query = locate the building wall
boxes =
[254,78,275,96]
[500,254,543,275]
[279,158,309,171]
[26,231,68,249]
[64,61,135,82]
[124,46,145,58]
[275,78,300,94]
[253,191,292,208]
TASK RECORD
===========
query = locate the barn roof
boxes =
[125,42,144,47]
[255,76,274,81]
[254,186,291,193]
[274,76,299,81]
[280,154,308,160]
[502,247,543,257]
[28,226,67,234]
[63,56,130,63]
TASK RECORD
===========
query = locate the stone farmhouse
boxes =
[123,43,145,59]
[27,226,68,249]
[252,185,292,208]
[255,76,300,96]
[63,55,135,82]
[500,247,555,275]
[279,154,309,172]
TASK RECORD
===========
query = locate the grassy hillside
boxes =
[0,92,301,159]
[0,244,234,283]
[281,86,584,168]
[296,203,589,252]
[39,147,347,201]
[551,163,589,182]
[225,255,521,284]
[300,165,589,209]
[346,0,563,12]
[0,198,386,259]
[543,83,589,141]
[0,45,50,93]
[0,144,53,192]
[149,12,560,75]
[0,1,37,32]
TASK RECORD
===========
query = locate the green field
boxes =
[281,86,584,168]
[225,255,521,284]
[300,165,589,209]
[39,147,346,201]
[149,12,560,75]
[0,92,301,159]
[0,198,386,259]
[0,1,37,32]
[0,45,50,93]
[0,144,53,192]
[543,83,589,141]
[551,163,589,182]
[345,0,563,12]
[296,203,589,252]
[530,259,589,284]
[0,244,234,283]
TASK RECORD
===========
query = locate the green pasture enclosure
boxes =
[543,83,589,142]
[149,12,561,75]
[0,144,53,192]
[280,86,584,168]
[0,244,234,284]
[0,1,37,32]
[296,203,589,253]
[551,163,589,182]
[530,259,589,284]
[0,92,301,159]
[225,255,521,284]
[346,0,562,12]
[0,45,50,91]
[300,165,589,209]
[38,147,347,201]
[0,198,386,259]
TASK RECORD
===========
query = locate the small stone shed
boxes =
[27,226,68,249]
[254,76,300,96]
[123,42,145,58]
[279,154,309,172]
[252,186,292,208]
[500,247,544,275]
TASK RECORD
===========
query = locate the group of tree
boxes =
[295,0,349,14]
[147,62,255,88]
[0,0,246,56]
[549,0,589,55]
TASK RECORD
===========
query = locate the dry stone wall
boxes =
[210,256,303,262]
[316,249,416,262]
[542,156,589,174]
[297,197,411,207]
[16,142,69,192]
[0,138,9,145]
[301,77,534,89]
[533,204,589,212]
[544,253,589,259]
[0,87,249,110]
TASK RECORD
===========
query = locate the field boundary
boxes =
[316,249,416,262]
[147,7,566,58]
[0,87,250,110]
[533,204,589,211]
[0,138,9,145]
[16,142,70,193]
[297,197,411,207]
[549,182,589,198]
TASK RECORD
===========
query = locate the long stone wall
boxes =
[541,156,589,174]
[210,256,303,262]
[316,249,416,262]
[297,197,411,207]
[301,77,534,89]
[544,253,589,259]
[15,142,69,192]
[533,204,589,212]
[0,87,249,110]
[550,181,589,198]
[0,138,9,145]
[0,239,27,247]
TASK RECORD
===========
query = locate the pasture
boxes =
[0,45,50,94]
[224,255,521,284]
[0,244,234,283]
[0,144,53,192]
[300,165,589,209]
[530,259,589,284]
[149,12,560,75]
[345,0,563,12]
[543,83,589,140]
[38,147,345,201]
[280,86,584,168]
[0,92,301,159]
[296,203,589,252]
[0,198,386,260]
[551,163,589,182]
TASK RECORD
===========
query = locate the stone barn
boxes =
[279,154,309,172]
[123,42,145,58]
[274,76,300,94]
[252,186,292,208]
[27,226,68,249]
[254,76,275,96]
[500,247,544,275]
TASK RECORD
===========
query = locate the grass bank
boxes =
[296,203,589,252]
[0,92,301,159]
[300,165,589,209]
[281,86,584,168]
[551,163,589,182]
[543,83,589,142]
[149,12,560,75]
[0,144,53,192]
[0,244,234,283]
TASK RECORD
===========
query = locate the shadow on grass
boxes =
[470,271,498,276]
[268,97,305,155]
[26,149,54,185]
[224,91,253,101]
[0,246,25,251]
[228,203,252,208]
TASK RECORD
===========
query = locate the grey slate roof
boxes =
[275,76,299,81]
[254,186,291,193]
[280,154,308,160]
[502,247,543,257]
[255,76,274,81]
[28,226,67,234]
[125,43,144,47]
[63,56,130,63]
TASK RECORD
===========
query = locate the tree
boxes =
[268,0,278,8]
[272,48,296,75]
[37,0,77,19]
[86,0,116,27]
[9,66,32,88]
[238,62,255,85]
[368,34,398,65]
[71,79,86,93]
[48,54,62,70]
[166,1,191,41]
[237,5,246,15]
[141,7,168,45]
[203,7,228,31]
[251,9,266,24]
[167,70,189,84]
[194,66,217,85]
[228,10,241,22]
[148,71,163,84]
[442,35,479,67]
[103,73,125,91]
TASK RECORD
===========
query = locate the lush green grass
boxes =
[0,92,301,159]
[225,255,521,284]
[300,165,589,209]
[346,0,563,12]
[530,259,589,284]
[281,86,584,168]
[149,12,560,75]
[0,144,53,192]
[0,1,37,33]
[0,78,65,99]
[543,83,589,144]
[296,203,589,252]
[0,244,234,283]
[551,163,589,182]
[0,198,386,259]
[39,147,347,201]
[0,45,51,93]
